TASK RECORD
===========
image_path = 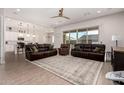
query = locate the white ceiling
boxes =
[4,8,124,28]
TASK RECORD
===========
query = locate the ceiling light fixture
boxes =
[97,10,101,13]
[17,9,21,12]
[18,33,23,37]
[51,8,70,20]
[32,35,36,37]
[26,34,30,37]
[84,12,90,16]
[7,18,10,21]
[50,8,70,25]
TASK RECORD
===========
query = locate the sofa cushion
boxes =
[39,48,48,52]
[62,46,68,48]
[83,44,92,48]
[38,44,44,48]
[83,44,92,52]
[61,44,70,48]
[31,52,43,55]
[93,47,105,54]
[88,52,104,56]
[92,44,105,50]
[93,47,101,52]
[44,44,53,50]
[36,44,54,51]
[83,48,91,52]
[74,44,84,51]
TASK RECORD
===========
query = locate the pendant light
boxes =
[18,22,24,37]
[26,24,30,37]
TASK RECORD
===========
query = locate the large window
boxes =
[63,26,99,44]
[64,32,70,44]
[78,29,87,44]
[70,31,77,44]
[87,28,99,44]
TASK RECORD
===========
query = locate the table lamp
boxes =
[112,35,119,47]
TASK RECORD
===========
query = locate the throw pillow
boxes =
[29,47,33,52]
[49,45,54,50]
[75,46,81,51]
[32,46,38,52]
[93,47,102,53]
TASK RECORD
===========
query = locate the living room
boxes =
[1,0,124,92]
[0,8,124,86]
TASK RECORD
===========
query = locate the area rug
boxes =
[30,55,103,85]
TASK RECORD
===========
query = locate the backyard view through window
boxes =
[70,31,77,44]
[63,27,99,44]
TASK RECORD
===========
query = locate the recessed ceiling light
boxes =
[84,12,90,16]
[18,33,23,37]
[26,34,30,37]
[32,35,36,37]
[7,18,10,21]
[97,10,101,13]
[16,9,21,12]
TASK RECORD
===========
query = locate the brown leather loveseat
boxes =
[71,44,105,62]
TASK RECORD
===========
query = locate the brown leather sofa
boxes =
[25,44,57,61]
[71,44,105,62]
[58,44,70,55]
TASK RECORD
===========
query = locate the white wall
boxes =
[54,12,124,51]
[0,16,5,63]
[0,9,5,64]
[46,32,54,44]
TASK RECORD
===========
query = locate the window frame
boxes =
[63,26,99,44]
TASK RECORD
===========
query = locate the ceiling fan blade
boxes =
[50,16,60,18]
[51,8,70,20]
[61,16,70,19]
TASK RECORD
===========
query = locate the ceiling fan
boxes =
[51,8,70,20]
